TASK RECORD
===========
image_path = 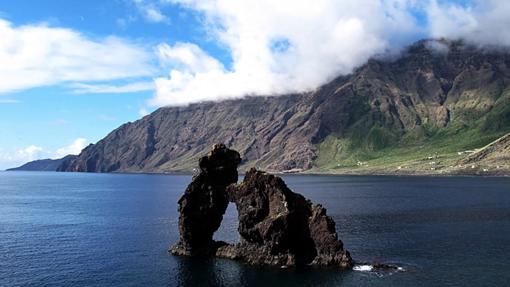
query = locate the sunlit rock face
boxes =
[171,144,353,268]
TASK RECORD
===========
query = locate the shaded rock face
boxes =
[171,144,241,255]
[222,169,352,267]
[171,145,353,268]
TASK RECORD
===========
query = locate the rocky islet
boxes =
[170,144,353,268]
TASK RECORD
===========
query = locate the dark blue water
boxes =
[1,172,510,286]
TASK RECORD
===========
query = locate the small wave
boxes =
[353,265,373,272]
[353,264,405,273]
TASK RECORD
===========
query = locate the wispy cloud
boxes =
[71,81,154,94]
[51,119,70,125]
[0,98,20,104]
[98,114,117,121]
[132,0,169,23]
[116,15,136,29]
[0,18,154,94]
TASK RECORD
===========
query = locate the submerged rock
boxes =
[170,145,353,269]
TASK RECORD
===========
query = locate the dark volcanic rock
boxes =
[170,144,241,256]
[221,169,352,268]
[170,145,353,268]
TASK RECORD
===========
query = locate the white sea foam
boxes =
[353,265,374,272]
[353,264,406,273]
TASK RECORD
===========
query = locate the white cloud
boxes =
[0,138,89,169]
[55,138,87,157]
[147,0,510,107]
[133,0,169,23]
[0,18,154,94]
[17,145,44,160]
[151,0,421,106]
[71,81,154,94]
[426,0,510,47]
[0,145,45,169]
[2,0,509,110]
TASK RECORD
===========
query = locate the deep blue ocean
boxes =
[1,171,510,286]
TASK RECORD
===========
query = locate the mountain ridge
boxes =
[7,155,76,172]
[53,39,510,175]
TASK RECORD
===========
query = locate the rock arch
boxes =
[170,144,353,268]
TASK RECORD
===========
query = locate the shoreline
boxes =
[4,169,510,178]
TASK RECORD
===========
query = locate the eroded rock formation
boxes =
[170,145,353,268]
[170,143,241,256]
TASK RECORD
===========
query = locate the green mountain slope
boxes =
[57,40,510,175]
[314,40,510,175]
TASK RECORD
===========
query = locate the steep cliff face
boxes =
[58,40,510,173]
[58,95,321,172]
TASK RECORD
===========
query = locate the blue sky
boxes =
[1,0,506,169]
[0,0,225,169]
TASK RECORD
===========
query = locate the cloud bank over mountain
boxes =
[1,0,510,106]
[150,0,510,106]
[151,0,420,106]
[428,0,510,47]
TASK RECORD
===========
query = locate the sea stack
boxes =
[170,143,241,256]
[170,144,353,268]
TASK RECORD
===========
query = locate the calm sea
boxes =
[1,171,510,286]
